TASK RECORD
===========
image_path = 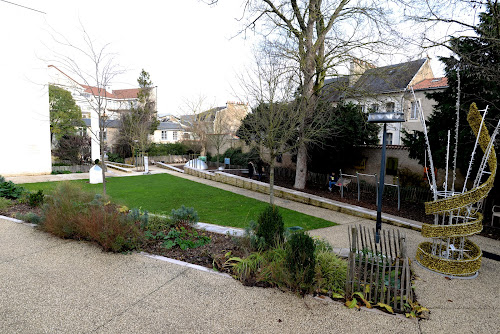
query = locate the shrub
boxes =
[42,183,97,239]
[0,197,12,210]
[41,183,142,252]
[148,143,188,156]
[170,205,198,226]
[398,167,427,188]
[285,232,316,292]
[51,170,72,175]
[255,205,284,248]
[230,244,289,288]
[241,220,267,251]
[127,208,149,229]
[314,250,347,293]
[0,181,25,200]
[28,190,44,207]
[53,134,91,164]
[15,212,43,225]
[107,152,125,163]
[79,204,143,252]
[146,214,174,232]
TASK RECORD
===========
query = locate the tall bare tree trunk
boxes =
[100,126,106,195]
[269,160,275,206]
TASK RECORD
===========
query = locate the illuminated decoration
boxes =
[414,102,499,278]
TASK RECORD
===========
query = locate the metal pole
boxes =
[357,172,360,202]
[340,169,343,198]
[376,123,388,243]
[397,176,401,211]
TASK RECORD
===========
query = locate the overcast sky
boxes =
[2,0,467,116]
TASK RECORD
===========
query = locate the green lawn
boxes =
[22,174,336,230]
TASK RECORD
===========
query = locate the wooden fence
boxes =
[346,225,413,312]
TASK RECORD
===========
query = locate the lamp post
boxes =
[367,112,405,242]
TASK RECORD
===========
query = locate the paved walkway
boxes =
[2,167,499,333]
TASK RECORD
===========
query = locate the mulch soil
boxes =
[140,226,247,273]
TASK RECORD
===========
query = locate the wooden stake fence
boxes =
[346,225,413,312]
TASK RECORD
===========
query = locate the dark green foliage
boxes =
[107,152,125,163]
[147,143,188,156]
[53,134,91,165]
[308,102,379,173]
[0,181,25,200]
[27,190,44,208]
[170,205,198,226]
[145,227,210,250]
[214,147,259,166]
[285,232,316,291]
[398,168,427,188]
[51,170,72,175]
[49,84,84,141]
[255,206,285,248]
[403,3,500,172]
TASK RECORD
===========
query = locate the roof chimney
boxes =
[349,58,375,86]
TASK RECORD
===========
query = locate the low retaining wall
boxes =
[52,165,91,173]
[183,166,421,230]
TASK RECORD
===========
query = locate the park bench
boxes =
[335,177,351,192]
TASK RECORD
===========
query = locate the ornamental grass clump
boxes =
[41,182,143,252]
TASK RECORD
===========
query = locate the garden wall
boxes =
[183,166,421,230]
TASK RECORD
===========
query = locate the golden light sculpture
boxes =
[415,103,498,277]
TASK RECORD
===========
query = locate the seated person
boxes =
[328,172,339,191]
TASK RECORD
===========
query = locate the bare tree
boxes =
[48,24,124,195]
[182,96,218,156]
[237,50,304,205]
[228,0,414,189]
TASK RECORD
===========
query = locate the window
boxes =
[358,104,366,113]
[386,157,398,176]
[410,101,420,120]
[78,127,86,136]
[161,130,167,140]
[172,131,178,141]
[370,104,379,112]
[385,102,395,113]
[183,132,190,140]
[100,129,107,141]
[386,132,393,145]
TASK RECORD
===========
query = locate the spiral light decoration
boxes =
[416,103,498,277]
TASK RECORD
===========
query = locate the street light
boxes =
[367,112,405,242]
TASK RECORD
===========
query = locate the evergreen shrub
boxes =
[171,205,198,226]
[255,205,284,248]
[285,231,316,291]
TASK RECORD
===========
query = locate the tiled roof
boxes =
[352,59,427,95]
[321,76,350,102]
[412,77,448,90]
[49,65,140,100]
[112,88,141,99]
[157,122,183,130]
